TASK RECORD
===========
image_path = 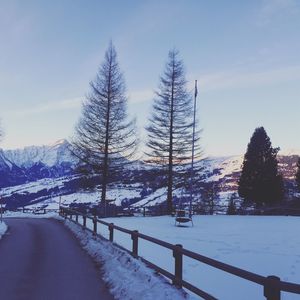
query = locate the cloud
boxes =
[195,65,300,93]
[5,97,83,117]
[257,0,299,25]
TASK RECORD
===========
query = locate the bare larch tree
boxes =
[145,49,201,214]
[71,42,137,203]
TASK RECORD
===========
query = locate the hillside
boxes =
[0,141,299,209]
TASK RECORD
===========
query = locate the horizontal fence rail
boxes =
[59,206,300,300]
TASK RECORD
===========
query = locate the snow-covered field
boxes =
[81,215,300,300]
[2,209,299,299]
[1,176,70,197]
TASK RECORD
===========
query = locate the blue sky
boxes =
[0,0,299,156]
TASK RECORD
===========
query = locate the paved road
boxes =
[0,218,114,300]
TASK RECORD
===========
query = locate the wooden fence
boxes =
[59,206,300,300]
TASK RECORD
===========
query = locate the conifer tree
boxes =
[145,49,201,214]
[296,157,300,192]
[71,43,137,203]
[203,183,219,215]
[238,127,284,206]
[227,193,237,215]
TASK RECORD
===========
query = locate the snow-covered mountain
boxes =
[3,139,76,168]
[0,140,299,209]
[0,140,78,188]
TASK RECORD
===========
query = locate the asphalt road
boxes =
[0,218,114,300]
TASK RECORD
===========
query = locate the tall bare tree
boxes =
[71,42,137,203]
[145,49,201,214]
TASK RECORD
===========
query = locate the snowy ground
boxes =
[0,221,7,239]
[64,219,188,300]
[2,211,187,300]
[2,209,299,299]
[24,184,144,210]
[80,215,300,300]
[1,176,71,197]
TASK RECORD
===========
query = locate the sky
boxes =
[0,0,299,156]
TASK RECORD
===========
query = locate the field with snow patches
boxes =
[81,215,300,300]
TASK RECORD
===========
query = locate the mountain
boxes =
[0,140,78,187]
[3,139,76,168]
[0,140,299,209]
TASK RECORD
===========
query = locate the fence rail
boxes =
[59,206,300,300]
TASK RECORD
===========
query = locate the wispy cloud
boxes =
[5,97,83,117]
[196,65,300,93]
[257,0,299,25]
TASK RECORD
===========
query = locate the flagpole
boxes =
[189,80,198,217]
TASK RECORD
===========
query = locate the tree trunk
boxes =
[101,51,112,204]
[167,59,175,214]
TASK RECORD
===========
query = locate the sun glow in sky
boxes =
[0,0,299,156]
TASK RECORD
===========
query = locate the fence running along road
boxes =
[59,206,300,300]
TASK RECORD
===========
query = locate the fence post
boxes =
[93,216,97,236]
[131,230,139,257]
[143,207,146,217]
[264,276,281,300]
[173,244,183,288]
[75,214,78,223]
[109,223,114,242]
[83,215,86,229]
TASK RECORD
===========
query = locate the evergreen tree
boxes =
[238,127,284,206]
[145,49,201,214]
[296,157,300,192]
[227,193,237,215]
[71,43,137,203]
[203,183,219,215]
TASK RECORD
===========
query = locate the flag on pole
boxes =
[194,80,198,98]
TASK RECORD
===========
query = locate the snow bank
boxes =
[64,219,189,300]
[0,221,7,238]
[3,211,58,219]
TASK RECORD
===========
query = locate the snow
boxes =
[106,186,142,205]
[3,211,58,219]
[205,155,243,182]
[64,219,188,300]
[2,207,299,299]
[36,183,144,210]
[3,139,76,168]
[0,221,7,238]
[80,215,300,300]
[1,177,66,196]
[132,187,167,207]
